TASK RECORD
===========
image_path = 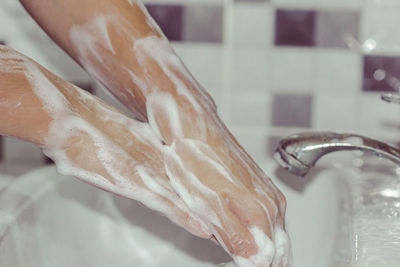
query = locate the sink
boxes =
[3,156,396,267]
[269,152,400,267]
[0,166,231,267]
[343,159,400,267]
[0,163,343,267]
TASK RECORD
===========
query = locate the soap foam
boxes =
[2,16,291,265]
[62,3,292,266]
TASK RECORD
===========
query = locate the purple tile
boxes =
[275,9,315,47]
[363,55,400,92]
[183,6,223,43]
[272,93,313,128]
[0,40,5,45]
[146,4,184,41]
[315,10,359,48]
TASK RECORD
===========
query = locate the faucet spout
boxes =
[274,132,400,177]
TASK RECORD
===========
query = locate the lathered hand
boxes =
[0,45,289,266]
[5,0,291,265]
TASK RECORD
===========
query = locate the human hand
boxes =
[3,0,291,265]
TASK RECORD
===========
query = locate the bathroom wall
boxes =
[0,0,399,176]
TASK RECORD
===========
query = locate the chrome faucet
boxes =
[274,132,400,177]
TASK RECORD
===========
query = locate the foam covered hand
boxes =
[1,0,292,265]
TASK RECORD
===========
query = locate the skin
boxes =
[0,1,289,266]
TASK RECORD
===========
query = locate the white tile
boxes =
[314,49,361,93]
[230,90,270,126]
[230,48,270,88]
[360,7,400,55]
[231,3,273,48]
[270,48,315,91]
[312,92,357,132]
[354,93,400,133]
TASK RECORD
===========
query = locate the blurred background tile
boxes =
[315,10,359,48]
[274,9,315,47]
[315,49,361,92]
[363,55,400,92]
[271,93,313,128]
[313,92,357,132]
[354,94,400,135]
[230,90,270,126]
[230,48,270,88]
[183,5,224,43]
[360,7,400,54]
[270,48,315,91]
[231,2,272,48]
[146,3,224,43]
[146,4,184,41]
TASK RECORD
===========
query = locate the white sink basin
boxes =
[268,154,400,267]
[341,160,400,267]
[0,160,366,267]
[0,166,231,267]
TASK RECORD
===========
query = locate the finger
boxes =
[163,139,280,261]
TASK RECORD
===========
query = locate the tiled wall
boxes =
[0,0,399,176]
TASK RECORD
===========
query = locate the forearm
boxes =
[19,0,215,123]
[19,0,241,180]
